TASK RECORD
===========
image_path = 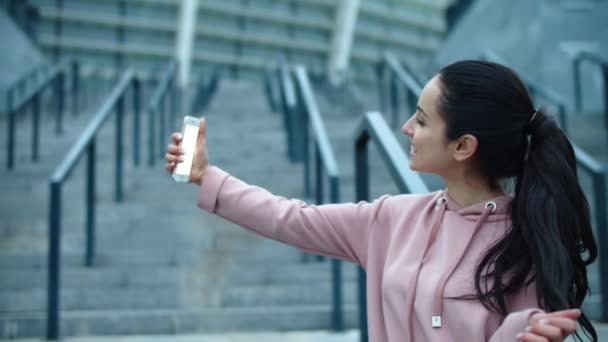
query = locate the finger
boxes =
[165,162,175,173]
[164,153,183,164]
[543,317,577,334]
[518,332,549,342]
[548,309,581,320]
[166,144,184,155]
[527,321,562,339]
[171,132,182,144]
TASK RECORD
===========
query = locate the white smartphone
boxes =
[172,116,201,183]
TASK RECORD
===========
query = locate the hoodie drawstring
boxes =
[430,200,497,328]
[406,196,448,341]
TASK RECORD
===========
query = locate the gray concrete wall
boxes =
[0,9,45,108]
[432,0,608,113]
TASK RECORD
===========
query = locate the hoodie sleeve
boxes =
[196,166,389,267]
[488,283,544,341]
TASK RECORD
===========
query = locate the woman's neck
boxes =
[444,177,506,208]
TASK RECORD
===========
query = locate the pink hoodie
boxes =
[197,166,543,341]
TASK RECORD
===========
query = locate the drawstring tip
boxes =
[432,316,442,328]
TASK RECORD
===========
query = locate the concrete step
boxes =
[0,266,179,291]
[0,287,178,312]
[222,261,358,286]
[0,305,359,337]
[221,282,358,307]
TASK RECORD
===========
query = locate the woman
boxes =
[165,60,597,341]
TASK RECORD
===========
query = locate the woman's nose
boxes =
[402,118,413,136]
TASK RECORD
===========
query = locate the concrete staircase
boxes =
[27,0,453,82]
[0,76,370,338]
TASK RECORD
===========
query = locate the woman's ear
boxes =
[452,134,478,162]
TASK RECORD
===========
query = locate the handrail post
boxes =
[7,90,15,169]
[159,94,166,159]
[32,93,40,161]
[169,78,176,131]
[85,140,97,267]
[55,72,65,135]
[557,103,568,136]
[314,145,325,262]
[303,101,311,198]
[315,145,324,205]
[594,171,608,320]
[115,96,124,202]
[602,64,608,144]
[377,61,387,115]
[133,78,141,166]
[148,107,156,167]
[389,72,399,128]
[573,56,583,113]
[47,181,62,340]
[330,176,344,332]
[72,61,79,115]
[355,132,370,342]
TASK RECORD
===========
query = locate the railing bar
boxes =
[51,70,134,183]
[293,65,339,176]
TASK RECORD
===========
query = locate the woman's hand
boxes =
[165,117,209,185]
[516,309,580,342]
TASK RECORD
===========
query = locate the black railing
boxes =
[47,69,141,340]
[480,51,568,135]
[292,64,344,331]
[277,63,303,163]
[263,64,279,113]
[5,60,79,169]
[5,0,41,41]
[376,51,422,129]
[572,51,608,144]
[53,0,63,61]
[147,60,177,166]
[354,111,429,342]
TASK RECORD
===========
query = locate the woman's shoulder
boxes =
[378,190,444,215]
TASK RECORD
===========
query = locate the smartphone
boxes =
[172,116,201,183]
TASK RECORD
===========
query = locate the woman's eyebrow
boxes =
[417,106,430,119]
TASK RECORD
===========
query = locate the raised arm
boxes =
[197,166,388,266]
[164,117,388,267]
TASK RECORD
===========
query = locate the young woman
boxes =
[165,60,597,341]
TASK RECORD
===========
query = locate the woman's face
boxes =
[401,75,458,176]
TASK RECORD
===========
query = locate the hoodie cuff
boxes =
[196,166,230,212]
[493,308,544,341]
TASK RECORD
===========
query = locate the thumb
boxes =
[198,116,206,138]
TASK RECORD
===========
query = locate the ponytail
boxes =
[476,109,598,341]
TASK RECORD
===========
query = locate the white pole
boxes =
[328,0,360,86]
[176,0,199,87]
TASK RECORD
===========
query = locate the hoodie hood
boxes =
[409,189,513,338]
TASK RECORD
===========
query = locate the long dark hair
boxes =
[437,60,598,341]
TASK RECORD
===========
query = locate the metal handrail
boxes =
[278,62,301,163]
[5,62,47,107]
[5,60,79,169]
[292,64,344,331]
[480,51,568,135]
[47,69,141,340]
[572,51,607,143]
[147,60,177,166]
[354,111,429,342]
[377,51,422,129]
[263,64,279,113]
